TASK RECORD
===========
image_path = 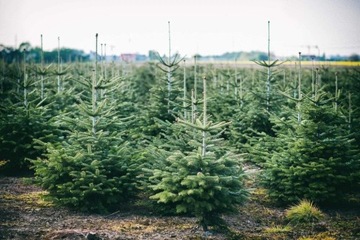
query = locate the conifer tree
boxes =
[226,21,287,164]
[346,69,360,149]
[0,52,56,175]
[34,72,137,212]
[145,77,248,231]
[262,92,360,204]
[227,63,283,165]
[139,52,183,137]
[33,34,137,212]
[139,22,185,137]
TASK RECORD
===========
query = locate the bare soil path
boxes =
[1,177,359,240]
[0,177,221,240]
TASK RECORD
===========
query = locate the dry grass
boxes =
[285,199,325,224]
[1,191,54,208]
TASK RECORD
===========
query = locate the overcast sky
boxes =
[0,0,359,57]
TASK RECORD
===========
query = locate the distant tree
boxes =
[349,54,359,61]
[0,43,89,63]
[148,50,158,61]
[19,42,31,52]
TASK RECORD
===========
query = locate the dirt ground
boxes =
[0,177,359,240]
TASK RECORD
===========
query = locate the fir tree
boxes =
[262,93,360,204]
[139,52,183,137]
[145,77,248,231]
[33,34,137,212]
[0,53,57,175]
[227,22,287,164]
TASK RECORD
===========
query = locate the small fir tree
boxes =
[34,72,137,212]
[139,52,183,137]
[145,77,248,231]
[0,54,57,175]
[262,93,360,204]
[33,34,137,212]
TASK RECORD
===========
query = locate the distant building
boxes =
[121,53,137,63]
[120,53,148,63]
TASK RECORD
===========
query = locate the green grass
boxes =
[285,199,324,224]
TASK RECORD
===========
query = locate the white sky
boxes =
[0,0,359,57]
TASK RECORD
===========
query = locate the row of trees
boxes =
[0,42,89,64]
[1,42,359,229]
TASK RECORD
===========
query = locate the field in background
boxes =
[192,60,360,68]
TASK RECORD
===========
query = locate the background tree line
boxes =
[0,42,90,63]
